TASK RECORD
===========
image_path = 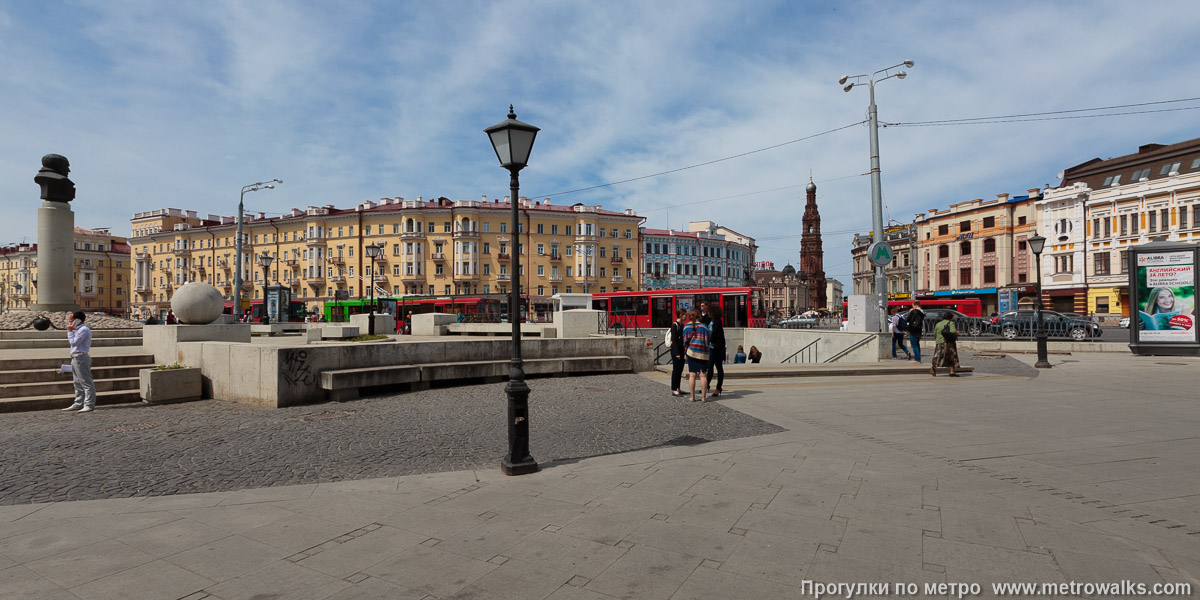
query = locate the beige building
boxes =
[128,196,643,318]
[753,264,811,318]
[0,228,132,315]
[913,192,1041,315]
[850,224,916,300]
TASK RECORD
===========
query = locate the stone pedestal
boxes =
[846,294,883,333]
[412,313,456,336]
[143,324,251,365]
[31,200,77,312]
[349,313,394,335]
[555,309,603,338]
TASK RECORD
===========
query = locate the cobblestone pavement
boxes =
[0,374,783,505]
[0,310,140,330]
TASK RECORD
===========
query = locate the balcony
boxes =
[548,253,562,262]
[216,258,229,268]
[453,229,479,239]
[284,258,299,267]
[401,272,424,282]
[306,236,325,246]
[373,273,388,282]
[172,248,191,256]
[134,284,150,293]
[575,234,597,243]
[496,273,511,282]
[401,230,424,240]
[195,264,206,273]
[549,275,563,283]
[496,253,510,261]
[453,271,479,281]
[328,275,345,284]
[135,251,151,260]
[611,275,625,284]
[432,252,446,261]
[327,256,344,266]
[610,256,623,264]
[306,276,325,285]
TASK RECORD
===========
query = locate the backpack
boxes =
[907,309,923,334]
[664,324,675,348]
[896,315,908,333]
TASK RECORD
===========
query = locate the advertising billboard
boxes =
[1134,250,1196,343]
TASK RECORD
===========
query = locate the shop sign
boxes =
[933,287,997,297]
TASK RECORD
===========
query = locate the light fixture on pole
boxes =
[485,104,540,476]
[364,242,382,335]
[257,250,274,324]
[234,179,282,320]
[840,60,913,331]
[1027,234,1051,368]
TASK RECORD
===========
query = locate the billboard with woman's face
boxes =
[1135,251,1196,342]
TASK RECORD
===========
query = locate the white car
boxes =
[1119,316,1130,329]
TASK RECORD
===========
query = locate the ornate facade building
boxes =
[753,263,811,317]
[640,222,755,290]
[0,228,131,315]
[128,196,642,318]
[799,179,828,308]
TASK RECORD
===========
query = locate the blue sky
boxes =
[2,0,1200,289]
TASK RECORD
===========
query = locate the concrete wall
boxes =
[349,313,395,334]
[143,324,251,365]
[555,309,603,339]
[411,313,456,336]
[178,336,654,408]
[742,329,888,364]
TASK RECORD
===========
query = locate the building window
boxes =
[1096,296,1110,313]
[1162,208,1169,231]
[1018,216,1027,225]
[1160,162,1182,176]
[1182,207,1189,229]
[938,224,949,236]
[959,268,971,286]
[959,241,971,256]
[1104,217,1111,237]
[983,238,996,253]
[938,245,950,259]
[1149,211,1157,232]
[983,216,995,228]
[938,269,950,287]
[1120,214,1128,236]
[1120,250,1130,272]
[1095,252,1110,275]
[1131,168,1149,181]
[959,220,970,233]
[983,265,995,284]
[1018,240,1027,251]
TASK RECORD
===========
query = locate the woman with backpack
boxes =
[681,308,711,402]
[931,311,960,377]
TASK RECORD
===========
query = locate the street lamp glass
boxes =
[1028,234,1046,255]
[903,60,915,68]
[364,243,381,258]
[484,106,539,169]
[258,253,274,268]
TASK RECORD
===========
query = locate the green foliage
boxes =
[349,334,389,342]
[154,362,189,371]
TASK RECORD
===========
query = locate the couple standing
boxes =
[890,301,925,362]
[668,303,725,403]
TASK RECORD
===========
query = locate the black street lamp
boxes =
[485,105,540,476]
[258,251,274,324]
[1028,234,1050,369]
[364,242,381,335]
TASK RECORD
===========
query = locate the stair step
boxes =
[0,365,156,385]
[0,377,141,399]
[0,355,155,371]
[0,338,142,350]
[0,329,143,340]
[0,388,144,413]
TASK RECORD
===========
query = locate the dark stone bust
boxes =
[35,153,75,203]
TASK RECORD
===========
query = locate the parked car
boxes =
[782,315,820,329]
[990,310,1102,341]
[1119,316,1131,329]
[914,309,987,337]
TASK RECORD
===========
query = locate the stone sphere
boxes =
[170,283,225,325]
[32,317,51,331]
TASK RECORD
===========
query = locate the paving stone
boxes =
[622,518,743,562]
[363,544,497,598]
[583,545,702,600]
[508,530,627,579]
[718,530,819,588]
[203,560,351,600]
[24,539,155,589]
[67,559,213,600]
[162,534,289,583]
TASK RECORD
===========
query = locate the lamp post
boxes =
[234,179,282,319]
[1028,234,1050,368]
[364,242,381,335]
[257,250,274,324]
[840,60,914,330]
[485,105,540,476]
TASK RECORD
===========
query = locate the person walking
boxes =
[705,304,726,397]
[906,301,926,363]
[681,308,711,402]
[667,309,686,397]
[931,311,960,377]
[61,311,96,413]
[890,307,912,360]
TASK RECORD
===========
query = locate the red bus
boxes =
[592,287,767,329]
[842,297,983,317]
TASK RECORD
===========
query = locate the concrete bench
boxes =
[320,326,360,340]
[445,323,557,338]
[319,355,631,402]
[250,324,306,336]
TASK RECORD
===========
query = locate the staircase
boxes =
[0,354,154,413]
[0,329,142,349]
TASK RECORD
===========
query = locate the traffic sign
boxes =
[867,242,893,267]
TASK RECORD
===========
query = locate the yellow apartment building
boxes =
[0,228,132,315]
[128,196,644,318]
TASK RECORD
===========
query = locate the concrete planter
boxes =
[139,367,203,404]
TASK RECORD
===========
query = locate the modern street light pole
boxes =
[1028,234,1051,368]
[364,243,381,335]
[257,250,274,324]
[486,105,540,476]
[234,180,282,319]
[840,60,913,330]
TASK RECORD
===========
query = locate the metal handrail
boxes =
[823,335,876,363]
[783,338,821,364]
[654,342,673,365]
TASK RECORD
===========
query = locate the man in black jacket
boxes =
[907,301,925,363]
[669,309,686,397]
[705,304,726,397]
